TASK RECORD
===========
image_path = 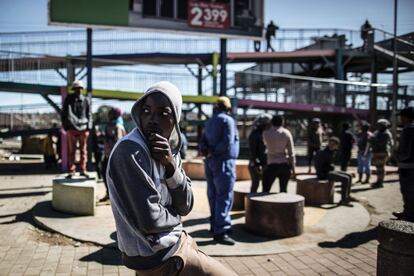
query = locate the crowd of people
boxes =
[248,111,413,216]
[45,79,413,274]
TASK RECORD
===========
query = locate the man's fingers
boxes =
[149,133,167,142]
[151,143,170,150]
[151,147,169,153]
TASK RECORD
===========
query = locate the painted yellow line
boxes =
[69,87,219,103]
[91,89,143,100]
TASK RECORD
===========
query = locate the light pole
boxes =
[391,0,398,140]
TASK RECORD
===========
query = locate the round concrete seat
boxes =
[245,193,304,238]
[296,175,334,205]
[377,220,414,275]
[232,183,251,211]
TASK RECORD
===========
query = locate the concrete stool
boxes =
[296,175,334,205]
[232,184,251,211]
[245,193,304,238]
[377,220,414,276]
[182,159,250,180]
[52,176,96,216]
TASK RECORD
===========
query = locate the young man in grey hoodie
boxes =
[107,82,236,275]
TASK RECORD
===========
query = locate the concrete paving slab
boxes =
[33,193,116,247]
[33,179,370,256]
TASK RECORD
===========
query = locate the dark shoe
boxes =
[99,194,110,202]
[80,172,90,178]
[371,182,383,189]
[392,211,405,220]
[363,175,371,184]
[213,234,235,245]
[210,227,232,234]
[65,173,74,179]
[355,174,362,184]
[338,198,353,207]
[349,196,358,202]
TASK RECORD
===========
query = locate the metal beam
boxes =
[0,128,60,139]
[0,81,60,95]
[41,94,61,114]
[54,68,67,81]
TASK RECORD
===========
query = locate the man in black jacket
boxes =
[61,80,92,178]
[315,137,353,205]
[248,114,271,193]
[339,122,355,172]
[307,118,323,173]
[393,107,414,222]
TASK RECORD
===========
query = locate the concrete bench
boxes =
[232,183,251,211]
[296,175,334,205]
[182,159,250,180]
[245,193,304,238]
[52,176,96,216]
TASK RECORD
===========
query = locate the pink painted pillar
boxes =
[60,86,68,172]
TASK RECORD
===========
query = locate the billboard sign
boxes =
[49,0,264,39]
[188,1,230,30]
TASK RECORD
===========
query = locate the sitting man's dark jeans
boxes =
[318,171,352,202]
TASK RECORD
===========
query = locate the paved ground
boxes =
[0,166,403,275]
[32,179,371,256]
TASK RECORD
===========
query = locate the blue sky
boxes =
[1,0,413,34]
[0,0,413,110]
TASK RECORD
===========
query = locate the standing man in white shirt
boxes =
[262,115,296,193]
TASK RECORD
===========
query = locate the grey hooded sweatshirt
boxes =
[107,81,193,270]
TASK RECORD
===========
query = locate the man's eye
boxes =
[162,111,171,116]
[142,108,150,113]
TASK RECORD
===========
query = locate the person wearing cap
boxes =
[339,122,356,172]
[307,118,324,173]
[356,121,373,184]
[369,119,394,188]
[248,113,271,193]
[107,82,237,275]
[100,107,127,201]
[61,80,92,178]
[314,137,354,205]
[393,107,414,222]
[199,96,240,245]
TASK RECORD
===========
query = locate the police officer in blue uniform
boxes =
[200,96,239,245]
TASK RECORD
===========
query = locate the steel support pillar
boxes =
[370,55,378,126]
[197,65,203,143]
[220,38,227,96]
[335,48,345,107]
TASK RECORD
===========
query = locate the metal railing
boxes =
[0,28,362,56]
[0,50,216,95]
[233,70,414,111]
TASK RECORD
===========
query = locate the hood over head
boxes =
[131,81,183,155]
